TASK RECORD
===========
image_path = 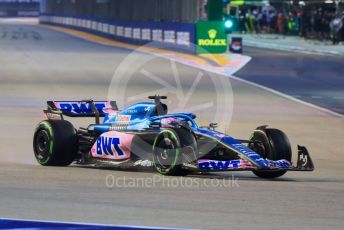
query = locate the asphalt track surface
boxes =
[0,20,344,230]
[236,46,344,115]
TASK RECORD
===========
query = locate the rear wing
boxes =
[44,100,118,124]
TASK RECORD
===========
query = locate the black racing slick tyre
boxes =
[33,120,78,166]
[249,127,292,178]
[153,127,197,176]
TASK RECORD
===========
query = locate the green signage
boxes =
[230,0,266,6]
[196,21,228,54]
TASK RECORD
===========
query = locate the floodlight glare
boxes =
[224,20,233,28]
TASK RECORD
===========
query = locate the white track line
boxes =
[42,25,344,119]
[230,75,344,118]
[244,41,342,56]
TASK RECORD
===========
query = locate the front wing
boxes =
[194,146,314,172]
[190,129,314,172]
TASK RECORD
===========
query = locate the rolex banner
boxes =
[196,21,227,54]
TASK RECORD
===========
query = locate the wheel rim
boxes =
[154,132,179,170]
[249,131,270,159]
[34,130,51,162]
[250,141,267,159]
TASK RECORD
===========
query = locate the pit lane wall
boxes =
[39,15,196,53]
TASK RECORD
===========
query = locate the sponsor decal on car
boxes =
[213,133,225,139]
[124,109,138,114]
[96,137,125,157]
[45,112,61,120]
[91,131,134,160]
[56,102,106,115]
[116,115,131,122]
[231,143,262,159]
[267,160,291,169]
[198,159,254,170]
[133,160,153,167]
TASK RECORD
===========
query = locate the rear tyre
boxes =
[33,120,78,166]
[153,127,197,176]
[249,127,292,178]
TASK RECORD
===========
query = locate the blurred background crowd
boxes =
[226,0,344,42]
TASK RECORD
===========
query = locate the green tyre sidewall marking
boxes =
[153,129,180,175]
[36,121,54,165]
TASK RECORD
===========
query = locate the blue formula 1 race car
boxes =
[33,96,314,178]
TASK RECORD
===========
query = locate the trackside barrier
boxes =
[39,15,196,53]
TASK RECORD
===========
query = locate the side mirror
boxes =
[209,123,218,130]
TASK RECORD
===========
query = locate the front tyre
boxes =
[33,120,78,166]
[153,128,197,176]
[249,127,292,178]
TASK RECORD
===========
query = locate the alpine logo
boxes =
[96,137,125,157]
[299,153,308,167]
